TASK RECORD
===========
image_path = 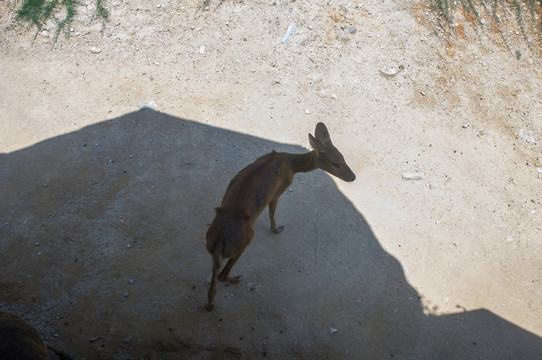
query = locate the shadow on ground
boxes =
[1,109,541,359]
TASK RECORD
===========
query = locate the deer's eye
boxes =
[332,162,341,169]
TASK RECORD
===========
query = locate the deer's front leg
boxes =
[269,197,283,233]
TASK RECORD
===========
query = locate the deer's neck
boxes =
[288,151,318,174]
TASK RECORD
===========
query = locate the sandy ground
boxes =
[1,0,542,359]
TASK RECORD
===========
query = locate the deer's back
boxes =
[221,151,294,218]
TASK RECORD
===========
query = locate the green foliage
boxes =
[92,0,109,27]
[429,0,541,56]
[13,0,109,40]
[432,0,454,24]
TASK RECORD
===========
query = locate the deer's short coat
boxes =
[205,122,355,311]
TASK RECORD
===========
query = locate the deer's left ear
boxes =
[314,122,331,144]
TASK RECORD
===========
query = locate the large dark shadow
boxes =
[1,109,541,359]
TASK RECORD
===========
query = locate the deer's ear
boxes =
[315,122,331,144]
[309,133,327,154]
[309,133,319,149]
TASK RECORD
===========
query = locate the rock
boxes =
[519,129,535,143]
[138,100,158,109]
[90,47,102,54]
[379,66,398,77]
[402,171,425,181]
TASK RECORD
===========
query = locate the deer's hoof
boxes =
[228,275,242,284]
[272,226,284,234]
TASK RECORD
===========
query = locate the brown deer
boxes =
[205,122,356,311]
[0,310,74,360]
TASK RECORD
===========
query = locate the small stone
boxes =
[126,244,132,248]
[402,171,425,181]
[330,327,339,334]
[123,292,129,297]
[305,109,311,114]
[41,30,50,38]
[90,47,102,54]
[462,124,469,129]
[380,66,398,77]
[347,26,357,34]
[199,45,205,54]
[128,279,134,284]
[519,129,535,143]
[138,100,158,109]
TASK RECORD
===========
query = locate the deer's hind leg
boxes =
[218,253,243,284]
[206,253,222,311]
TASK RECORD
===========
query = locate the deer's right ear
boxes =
[309,133,318,149]
[309,133,326,153]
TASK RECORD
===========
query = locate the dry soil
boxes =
[1,1,542,359]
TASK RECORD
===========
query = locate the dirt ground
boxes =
[1,0,542,359]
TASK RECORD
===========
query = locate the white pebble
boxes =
[402,171,425,181]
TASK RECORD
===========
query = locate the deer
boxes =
[0,310,74,360]
[205,122,356,311]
